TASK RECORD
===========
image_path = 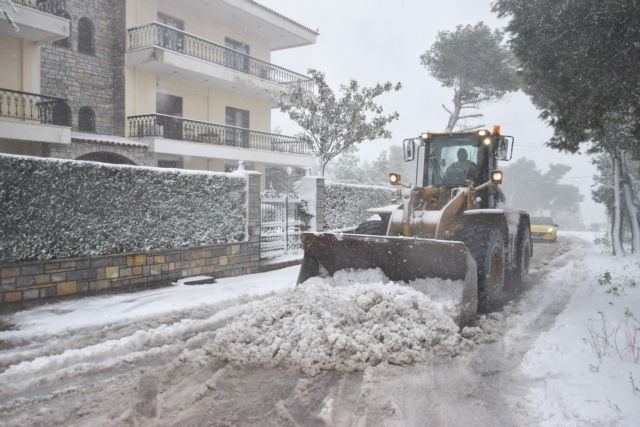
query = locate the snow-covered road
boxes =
[0,234,638,426]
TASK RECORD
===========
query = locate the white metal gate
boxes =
[260,192,303,259]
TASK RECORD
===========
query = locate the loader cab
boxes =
[422,133,489,188]
[402,130,514,208]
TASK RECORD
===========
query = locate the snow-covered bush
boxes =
[0,155,247,262]
[324,182,398,229]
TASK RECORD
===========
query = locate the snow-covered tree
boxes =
[494,0,640,254]
[326,145,416,187]
[278,69,401,176]
[591,125,640,253]
[501,158,583,221]
[494,0,640,151]
[420,22,519,132]
[1,0,18,31]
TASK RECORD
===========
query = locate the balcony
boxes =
[168,0,317,51]
[126,22,313,103]
[0,0,70,43]
[128,114,314,167]
[0,88,71,144]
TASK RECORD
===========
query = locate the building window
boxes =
[156,93,183,117]
[52,101,71,126]
[77,17,95,55]
[158,12,184,30]
[78,106,96,132]
[158,159,182,169]
[53,13,71,48]
[157,12,184,51]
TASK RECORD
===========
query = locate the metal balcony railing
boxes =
[128,114,313,156]
[0,88,69,126]
[13,0,68,16]
[127,22,313,91]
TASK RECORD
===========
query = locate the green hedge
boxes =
[0,155,247,263]
[324,182,398,229]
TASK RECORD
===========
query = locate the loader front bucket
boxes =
[297,232,478,326]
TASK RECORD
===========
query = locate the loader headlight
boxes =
[420,132,431,141]
[483,137,492,146]
[547,227,554,233]
[491,170,503,184]
[389,173,401,185]
[478,130,488,136]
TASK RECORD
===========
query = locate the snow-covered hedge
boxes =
[0,155,247,262]
[324,182,399,229]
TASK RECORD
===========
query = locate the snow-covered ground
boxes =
[1,266,298,340]
[517,231,640,426]
[0,233,638,426]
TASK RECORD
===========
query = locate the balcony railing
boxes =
[0,88,69,126]
[128,114,313,156]
[14,0,68,16]
[128,22,313,92]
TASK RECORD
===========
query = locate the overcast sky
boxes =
[262,0,605,224]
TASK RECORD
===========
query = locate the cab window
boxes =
[424,135,483,187]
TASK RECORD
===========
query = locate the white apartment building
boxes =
[0,0,317,189]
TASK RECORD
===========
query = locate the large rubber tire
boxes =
[459,223,506,312]
[354,219,387,235]
[510,229,531,292]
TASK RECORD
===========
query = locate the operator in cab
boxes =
[445,148,478,184]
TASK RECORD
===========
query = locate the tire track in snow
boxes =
[0,237,582,426]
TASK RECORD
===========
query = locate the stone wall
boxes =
[46,140,153,166]
[0,243,258,303]
[40,0,126,136]
[0,173,261,305]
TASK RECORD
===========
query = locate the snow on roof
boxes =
[71,132,150,149]
[248,0,319,36]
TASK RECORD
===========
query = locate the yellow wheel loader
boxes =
[297,127,532,326]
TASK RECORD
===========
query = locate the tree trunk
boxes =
[444,90,462,132]
[609,148,625,255]
[621,152,640,252]
[320,159,328,177]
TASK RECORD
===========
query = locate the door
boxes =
[225,107,250,147]
[224,37,250,73]
[157,93,183,140]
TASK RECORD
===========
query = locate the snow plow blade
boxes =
[297,232,478,326]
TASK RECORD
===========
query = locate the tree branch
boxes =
[458,113,484,119]
[441,104,453,115]
[457,124,486,132]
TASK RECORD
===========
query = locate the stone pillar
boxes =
[240,170,262,258]
[294,176,325,232]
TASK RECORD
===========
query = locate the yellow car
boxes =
[530,217,558,242]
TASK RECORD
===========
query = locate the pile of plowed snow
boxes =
[205,269,472,374]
